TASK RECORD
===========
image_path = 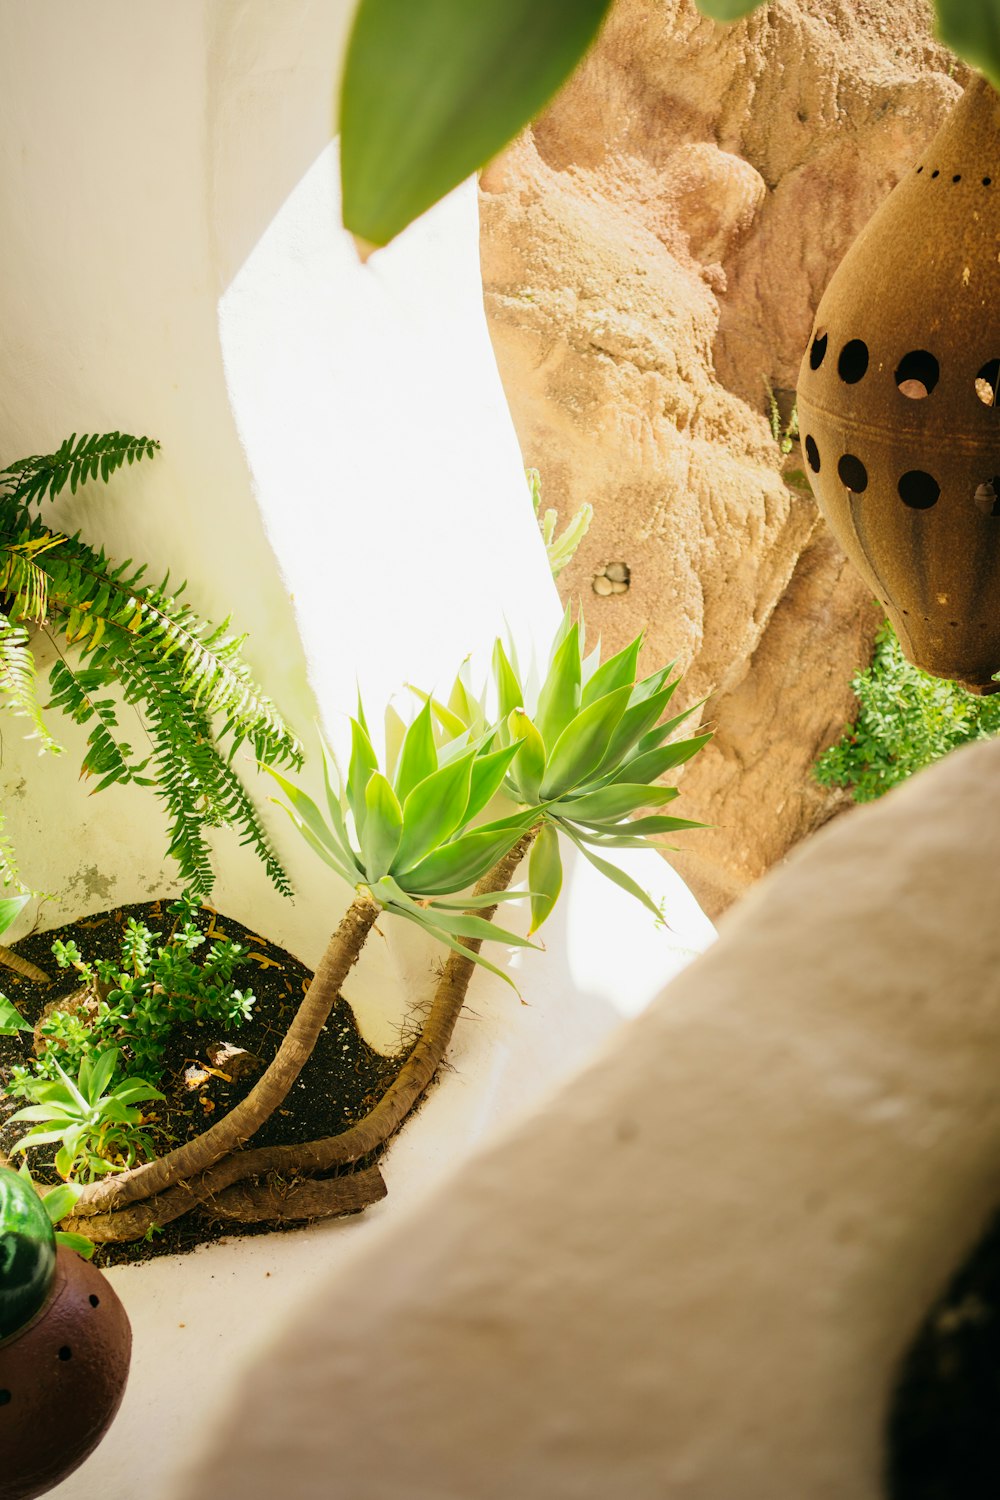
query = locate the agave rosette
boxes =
[265,695,540,986]
[428,613,710,932]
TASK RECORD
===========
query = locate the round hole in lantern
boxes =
[805,435,821,471]
[975,359,1000,406]
[809,332,828,370]
[898,471,940,510]
[838,454,868,493]
[974,478,1000,516]
[895,350,939,399]
[838,340,870,384]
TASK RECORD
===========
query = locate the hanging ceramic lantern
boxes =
[797,75,1000,691]
[0,1168,131,1500]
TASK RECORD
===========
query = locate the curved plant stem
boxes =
[69,829,537,1241]
[0,943,51,985]
[73,891,380,1217]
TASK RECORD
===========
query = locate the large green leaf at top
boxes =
[361,772,404,880]
[392,750,476,874]
[693,0,765,19]
[934,0,1000,89]
[394,699,438,804]
[340,0,615,247]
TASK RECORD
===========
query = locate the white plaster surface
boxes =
[176,739,1000,1500]
[0,6,716,1500]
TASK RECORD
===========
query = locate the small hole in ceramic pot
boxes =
[838,340,869,384]
[931,169,940,178]
[949,620,959,627]
[0,1391,10,1407]
[899,471,940,509]
[895,350,939,399]
[57,1346,72,1362]
[974,478,1000,516]
[975,360,1000,406]
[984,176,993,187]
[809,331,828,370]
[916,165,924,174]
[805,435,821,471]
[953,174,962,183]
[89,1294,100,1308]
[838,454,868,492]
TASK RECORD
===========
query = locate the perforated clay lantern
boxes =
[797,75,1000,691]
[0,1168,131,1500]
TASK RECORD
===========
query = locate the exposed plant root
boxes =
[206,1166,387,1223]
[68,829,536,1241]
[0,943,51,985]
[73,892,380,1218]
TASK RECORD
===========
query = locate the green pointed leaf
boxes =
[447,664,477,730]
[88,1049,119,1103]
[558,783,680,823]
[507,709,547,802]
[465,741,522,822]
[593,682,681,779]
[528,821,562,933]
[492,638,524,724]
[261,766,346,864]
[340,0,615,248]
[932,1,1000,89]
[575,814,706,837]
[539,684,632,799]
[40,1182,82,1225]
[361,771,405,880]
[422,905,537,948]
[0,893,28,938]
[271,799,359,886]
[394,699,437,803]
[565,829,664,923]
[621,732,712,786]
[694,0,765,18]
[111,1080,165,1106]
[396,813,536,896]
[420,889,531,911]
[55,1231,95,1259]
[631,702,704,761]
[580,635,642,710]
[347,718,379,835]
[407,684,468,739]
[392,748,477,874]
[0,994,31,1034]
[319,737,361,867]
[386,901,523,996]
[535,622,582,752]
[384,703,408,779]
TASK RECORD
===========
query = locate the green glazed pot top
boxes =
[0,1166,56,1340]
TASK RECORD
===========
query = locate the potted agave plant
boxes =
[43,611,709,1244]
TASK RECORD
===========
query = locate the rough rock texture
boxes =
[479,0,962,914]
[173,737,1000,1500]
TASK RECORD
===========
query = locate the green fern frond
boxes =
[0,806,28,895]
[0,433,160,507]
[0,433,301,896]
[0,615,62,754]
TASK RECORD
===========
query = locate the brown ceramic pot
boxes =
[797,75,1000,690]
[0,1247,131,1500]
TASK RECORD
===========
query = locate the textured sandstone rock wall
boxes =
[480,0,962,913]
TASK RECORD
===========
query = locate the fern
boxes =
[0,805,28,894]
[0,616,62,754]
[0,432,160,506]
[0,434,302,896]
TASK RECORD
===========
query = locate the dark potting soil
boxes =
[0,901,405,1267]
[888,1203,1000,1499]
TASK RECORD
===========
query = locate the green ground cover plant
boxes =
[0,433,300,898]
[814,623,1000,803]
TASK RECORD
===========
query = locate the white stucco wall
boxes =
[0,11,716,1494]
